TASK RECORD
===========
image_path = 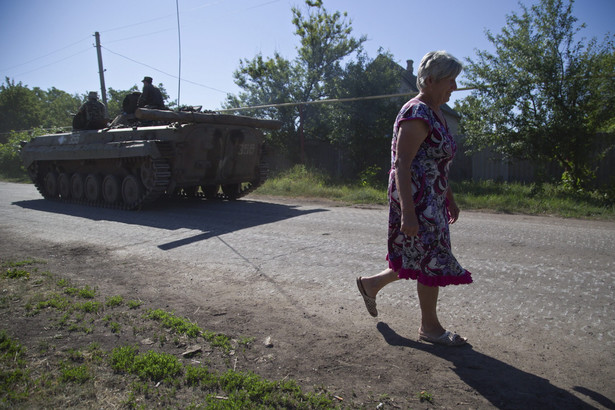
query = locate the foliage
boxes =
[146,308,202,338]
[106,85,139,119]
[0,77,173,137]
[457,0,615,191]
[330,50,406,180]
[0,128,50,180]
[33,86,82,129]
[258,164,388,205]
[225,0,366,164]
[0,78,44,134]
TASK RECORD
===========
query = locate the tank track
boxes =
[31,157,171,210]
[216,151,269,200]
[172,145,269,201]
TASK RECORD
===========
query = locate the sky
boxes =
[1,0,613,112]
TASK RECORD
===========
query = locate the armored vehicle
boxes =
[20,107,282,210]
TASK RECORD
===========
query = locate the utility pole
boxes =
[94,32,108,109]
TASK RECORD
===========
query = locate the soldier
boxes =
[73,91,108,130]
[137,76,165,109]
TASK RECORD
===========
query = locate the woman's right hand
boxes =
[400,211,419,237]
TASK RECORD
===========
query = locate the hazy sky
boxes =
[1,0,613,110]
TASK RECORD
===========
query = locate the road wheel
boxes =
[102,175,121,204]
[202,185,219,200]
[71,174,84,200]
[140,160,155,190]
[222,183,240,200]
[44,171,58,197]
[57,173,71,199]
[85,174,101,202]
[122,175,143,207]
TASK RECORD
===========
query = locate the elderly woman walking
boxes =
[356,50,472,346]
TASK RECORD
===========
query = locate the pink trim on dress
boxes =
[387,255,473,287]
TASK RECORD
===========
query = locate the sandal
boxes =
[356,277,377,317]
[419,328,467,346]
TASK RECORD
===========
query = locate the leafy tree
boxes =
[106,86,139,119]
[330,50,406,182]
[225,53,297,157]
[33,87,82,128]
[0,78,44,134]
[225,0,366,164]
[457,0,615,190]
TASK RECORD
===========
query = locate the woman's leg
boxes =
[417,282,445,336]
[359,268,399,298]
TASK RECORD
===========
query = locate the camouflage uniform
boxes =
[73,92,108,130]
[137,78,165,109]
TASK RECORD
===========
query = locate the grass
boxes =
[256,165,615,220]
[0,258,340,409]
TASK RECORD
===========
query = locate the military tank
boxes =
[20,106,282,210]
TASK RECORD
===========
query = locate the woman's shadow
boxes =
[377,322,612,409]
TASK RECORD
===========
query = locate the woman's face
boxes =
[429,76,458,105]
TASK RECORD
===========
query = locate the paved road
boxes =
[1,181,614,408]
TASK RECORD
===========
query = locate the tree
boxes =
[33,87,82,128]
[225,0,366,163]
[0,78,44,134]
[106,86,139,119]
[457,0,615,190]
[330,50,406,182]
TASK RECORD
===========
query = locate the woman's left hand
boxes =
[448,201,460,224]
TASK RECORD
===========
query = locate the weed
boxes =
[56,278,70,287]
[36,293,71,311]
[3,259,38,268]
[127,299,143,309]
[418,390,434,403]
[109,345,139,373]
[132,350,183,382]
[64,287,78,296]
[78,285,96,299]
[106,295,124,307]
[59,362,91,383]
[146,309,202,338]
[202,330,232,353]
[4,268,30,279]
[238,336,255,346]
[75,300,102,313]
[110,322,121,333]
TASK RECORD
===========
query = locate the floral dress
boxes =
[387,98,472,287]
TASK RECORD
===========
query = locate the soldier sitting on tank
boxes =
[137,76,166,109]
[72,91,109,130]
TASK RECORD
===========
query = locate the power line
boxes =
[101,46,230,94]
[9,47,94,77]
[0,36,92,72]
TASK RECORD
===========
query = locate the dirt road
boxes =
[1,181,614,409]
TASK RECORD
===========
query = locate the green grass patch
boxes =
[4,268,30,279]
[256,166,615,220]
[145,309,203,338]
[257,165,387,205]
[105,295,124,307]
[451,180,615,219]
[0,259,363,407]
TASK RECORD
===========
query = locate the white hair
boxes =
[416,51,463,91]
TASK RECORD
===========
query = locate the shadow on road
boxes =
[14,197,327,250]
[377,322,604,409]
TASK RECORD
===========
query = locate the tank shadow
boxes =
[376,322,600,409]
[13,197,327,251]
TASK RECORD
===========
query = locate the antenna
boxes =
[176,0,182,108]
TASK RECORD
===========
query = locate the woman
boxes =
[356,50,472,346]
